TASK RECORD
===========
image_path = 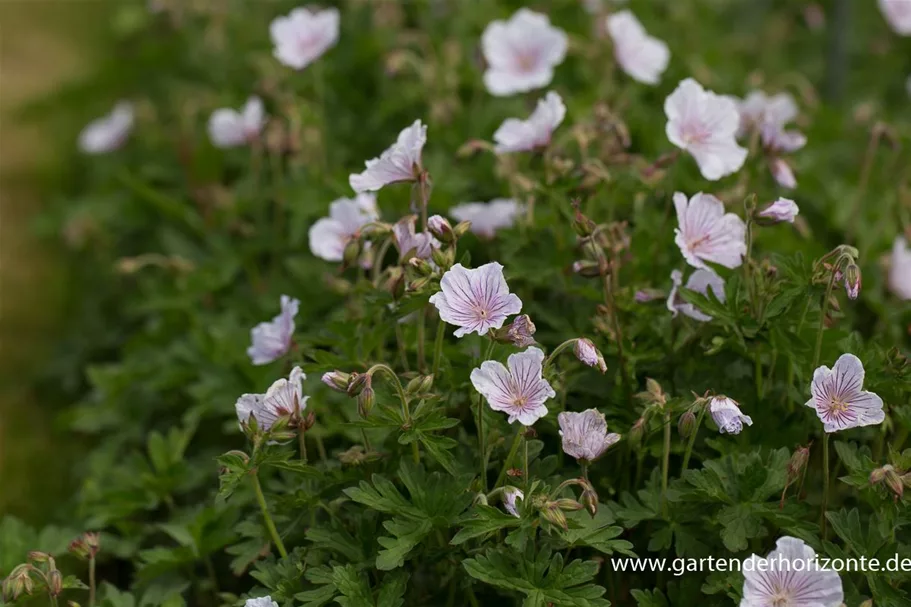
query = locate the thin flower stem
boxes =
[89,556,96,607]
[394,324,410,372]
[251,472,288,559]
[580,461,589,482]
[477,339,496,490]
[601,271,631,396]
[821,433,830,540]
[367,364,411,420]
[432,316,446,378]
[680,406,706,474]
[661,411,672,518]
[495,428,524,489]
[542,338,579,375]
[372,237,393,284]
[298,429,308,463]
[50,596,59,607]
[315,434,328,464]
[523,433,530,493]
[361,429,372,452]
[813,271,838,370]
[416,308,426,373]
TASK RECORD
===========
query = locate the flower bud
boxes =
[757,197,799,224]
[3,565,33,601]
[303,411,316,431]
[357,386,375,418]
[408,257,433,277]
[407,275,433,293]
[572,259,602,277]
[787,445,811,483]
[678,410,697,439]
[27,552,50,565]
[885,466,904,499]
[342,238,362,267]
[553,498,584,512]
[540,503,569,530]
[427,215,455,243]
[843,263,861,300]
[870,465,890,485]
[628,417,646,446]
[320,370,351,392]
[347,372,370,397]
[580,482,599,518]
[571,202,597,237]
[452,220,472,238]
[574,338,607,373]
[431,246,455,270]
[405,374,432,395]
[494,314,537,348]
[634,289,663,303]
[385,267,406,299]
[48,570,63,597]
[339,445,368,464]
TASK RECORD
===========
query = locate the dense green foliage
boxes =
[4,1,911,606]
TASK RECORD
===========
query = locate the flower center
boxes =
[516,51,539,73]
[682,124,710,146]
[512,395,528,409]
[770,590,792,607]
[828,397,849,415]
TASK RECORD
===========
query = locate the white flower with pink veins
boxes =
[430,262,523,337]
[741,536,843,607]
[806,354,884,433]
[481,9,568,96]
[308,194,379,262]
[471,347,555,426]
[673,191,747,270]
[665,79,747,180]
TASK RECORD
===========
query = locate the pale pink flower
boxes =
[709,396,752,435]
[758,198,799,224]
[235,366,308,430]
[245,597,279,607]
[504,314,536,347]
[450,199,523,238]
[430,263,522,337]
[605,10,669,85]
[666,269,725,322]
[503,486,524,517]
[807,354,884,433]
[558,409,620,462]
[665,79,747,180]
[760,123,807,154]
[674,191,747,270]
[247,295,299,365]
[493,91,566,154]
[481,9,568,96]
[349,120,427,192]
[392,216,439,261]
[889,236,911,300]
[309,194,379,262]
[741,536,843,607]
[574,338,606,373]
[270,7,339,70]
[208,97,266,148]
[78,102,134,154]
[427,215,454,242]
[880,0,911,35]
[738,91,799,134]
[470,346,555,425]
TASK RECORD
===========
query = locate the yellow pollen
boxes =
[828,397,849,414]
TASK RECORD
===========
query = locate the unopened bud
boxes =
[870,465,890,485]
[338,445,368,464]
[48,570,63,597]
[408,275,433,292]
[541,503,569,530]
[571,201,597,237]
[495,314,536,348]
[646,378,665,404]
[347,372,370,397]
[357,386,375,418]
[843,263,861,300]
[386,267,406,299]
[580,483,599,517]
[574,338,607,373]
[678,411,696,439]
[452,220,472,238]
[303,411,316,430]
[408,257,433,276]
[430,247,454,270]
[27,552,50,565]
[628,418,646,446]
[572,259,602,277]
[3,565,33,601]
[554,498,584,512]
[787,446,811,482]
[342,238,362,267]
[427,215,455,243]
[885,466,904,499]
[321,371,351,392]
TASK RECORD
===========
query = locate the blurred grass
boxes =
[0,2,109,521]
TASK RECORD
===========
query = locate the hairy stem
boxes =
[680,405,707,474]
[542,338,579,375]
[251,472,288,559]
[89,556,96,607]
[495,429,524,489]
[661,411,671,518]
[813,271,838,369]
[432,316,446,378]
[821,433,830,540]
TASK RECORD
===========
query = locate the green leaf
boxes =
[631,588,669,607]
[717,504,765,552]
[376,518,433,571]
[376,571,410,607]
[332,565,373,607]
[558,507,635,556]
[451,505,522,545]
[215,451,250,503]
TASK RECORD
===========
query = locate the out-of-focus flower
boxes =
[757,198,799,224]
[247,295,299,365]
[481,9,567,96]
[79,102,134,154]
[807,354,884,433]
[665,79,746,180]
[769,158,797,189]
[557,409,620,462]
[430,262,522,337]
[208,97,266,148]
[666,269,725,322]
[349,120,427,192]
[674,191,746,270]
[574,338,607,373]
[471,346,555,425]
[392,215,439,261]
[605,10,669,85]
[709,396,752,434]
[270,7,339,70]
[880,0,911,35]
[450,199,523,238]
[503,486,524,517]
[235,366,308,430]
[493,91,566,153]
[738,91,799,134]
[889,236,911,300]
[741,537,843,607]
[309,194,379,262]
[245,598,280,607]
